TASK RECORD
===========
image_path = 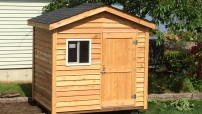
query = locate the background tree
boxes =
[43,0,202,45]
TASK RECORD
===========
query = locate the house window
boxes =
[66,39,91,66]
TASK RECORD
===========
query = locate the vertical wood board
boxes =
[52,29,57,114]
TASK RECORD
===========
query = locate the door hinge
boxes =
[131,94,136,99]
[133,40,138,45]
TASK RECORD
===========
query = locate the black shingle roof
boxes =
[29,3,105,24]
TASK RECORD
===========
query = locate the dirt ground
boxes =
[0,101,133,114]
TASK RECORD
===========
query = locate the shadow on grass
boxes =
[18,83,32,97]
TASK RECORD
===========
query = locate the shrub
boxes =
[164,50,194,72]
[148,72,196,93]
[187,42,202,78]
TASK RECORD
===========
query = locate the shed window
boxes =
[66,39,91,66]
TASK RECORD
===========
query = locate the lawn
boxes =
[139,100,202,114]
[0,82,32,97]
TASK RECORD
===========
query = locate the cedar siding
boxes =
[33,27,52,110]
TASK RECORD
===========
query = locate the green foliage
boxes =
[181,77,195,92]
[190,77,202,91]
[42,0,202,46]
[178,31,193,41]
[148,99,195,112]
[170,98,195,111]
[148,72,197,93]
[164,50,194,72]
[139,100,202,114]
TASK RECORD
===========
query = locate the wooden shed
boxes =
[28,3,155,114]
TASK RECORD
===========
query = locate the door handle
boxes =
[100,65,106,75]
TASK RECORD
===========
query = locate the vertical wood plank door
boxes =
[101,32,136,108]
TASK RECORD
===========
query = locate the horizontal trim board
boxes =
[136,88,144,92]
[57,58,100,66]
[136,101,144,107]
[56,95,100,102]
[58,22,103,30]
[57,39,100,44]
[56,75,100,81]
[56,85,100,91]
[56,69,100,74]
[56,100,100,107]
[136,73,145,77]
[57,33,101,39]
[102,28,136,32]
[137,62,145,67]
[103,32,135,38]
[57,80,100,86]
[56,65,100,71]
[56,90,100,97]
[136,82,144,88]
[58,29,101,33]
[136,77,144,83]
[56,105,100,112]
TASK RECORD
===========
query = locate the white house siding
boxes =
[0,0,50,69]
[0,0,50,81]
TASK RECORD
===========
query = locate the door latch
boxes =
[100,65,106,75]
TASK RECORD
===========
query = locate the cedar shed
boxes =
[28,3,155,114]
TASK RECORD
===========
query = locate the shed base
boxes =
[57,106,143,114]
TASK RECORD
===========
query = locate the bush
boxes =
[186,42,202,91]
[148,72,196,93]
[164,50,194,72]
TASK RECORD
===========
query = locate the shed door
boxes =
[101,32,136,107]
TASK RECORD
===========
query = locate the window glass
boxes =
[66,39,91,66]
[80,41,89,63]
[68,41,77,62]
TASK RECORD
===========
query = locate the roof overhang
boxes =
[28,5,156,30]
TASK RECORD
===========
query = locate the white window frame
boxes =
[66,39,91,66]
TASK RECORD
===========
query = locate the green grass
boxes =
[0,82,32,97]
[139,100,202,114]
